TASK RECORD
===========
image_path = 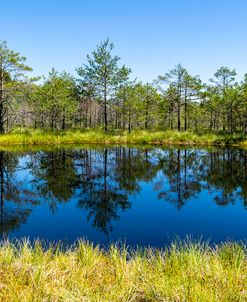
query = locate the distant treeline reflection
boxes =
[0,147,247,237]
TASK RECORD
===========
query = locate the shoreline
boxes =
[0,129,247,147]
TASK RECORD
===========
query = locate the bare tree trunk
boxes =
[104,91,107,132]
[0,70,4,133]
[62,114,65,130]
[128,109,131,133]
[177,85,181,131]
[184,90,187,131]
[51,113,54,131]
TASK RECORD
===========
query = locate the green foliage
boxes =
[35,69,78,130]
[0,40,32,76]
[77,38,131,131]
[2,39,247,135]
[157,64,203,131]
[116,82,161,131]
[0,40,32,132]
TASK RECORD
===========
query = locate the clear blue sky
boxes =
[1,0,247,83]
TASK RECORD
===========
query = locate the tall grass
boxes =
[1,128,247,146]
[0,240,246,301]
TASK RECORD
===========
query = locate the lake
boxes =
[0,146,246,247]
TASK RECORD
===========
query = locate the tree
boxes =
[77,38,131,131]
[158,64,187,131]
[182,73,202,131]
[0,41,32,132]
[209,66,237,131]
[239,74,247,133]
[5,77,40,130]
[158,64,202,131]
[160,85,177,130]
[36,69,78,130]
[141,83,161,130]
[115,82,140,132]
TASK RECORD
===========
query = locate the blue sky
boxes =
[1,0,247,83]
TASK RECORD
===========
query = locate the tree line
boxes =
[1,38,247,133]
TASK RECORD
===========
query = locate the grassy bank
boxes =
[0,240,246,302]
[1,128,247,146]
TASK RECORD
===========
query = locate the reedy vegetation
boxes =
[0,240,246,302]
[1,39,247,135]
[1,128,247,146]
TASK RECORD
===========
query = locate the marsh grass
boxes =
[1,128,247,146]
[0,239,246,301]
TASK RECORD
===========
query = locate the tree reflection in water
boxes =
[0,146,246,239]
[0,151,39,240]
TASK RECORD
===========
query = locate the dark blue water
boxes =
[0,146,246,247]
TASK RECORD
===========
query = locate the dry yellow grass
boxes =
[0,240,246,301]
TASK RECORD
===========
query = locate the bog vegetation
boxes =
[1,39,247,137]
[1,128,247,146]
[0,240,246,302]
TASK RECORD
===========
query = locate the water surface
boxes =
[0,146,246,247]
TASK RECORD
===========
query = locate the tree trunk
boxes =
[177,84,181,131]
[62,110,66,130]
[128,109,131,133]
[104,98,107,132]
[177,97,181,131]
[145,107,148,130]
[184,90,187,131]
[51,113,54,131]
[0,71,4,133]
[145,99,148,130]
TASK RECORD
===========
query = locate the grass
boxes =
[0,240,246,301]
[1,128,247,146]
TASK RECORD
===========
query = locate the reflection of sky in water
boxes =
[0,147,246,248]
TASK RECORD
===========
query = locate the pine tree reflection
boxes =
[77,148,130,235]
[2,146,246,240]
[0,151,39,240]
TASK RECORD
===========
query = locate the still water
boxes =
[0,146,246,247]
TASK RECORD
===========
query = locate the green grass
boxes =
[1,128,247,146]
[0,240,246,301]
